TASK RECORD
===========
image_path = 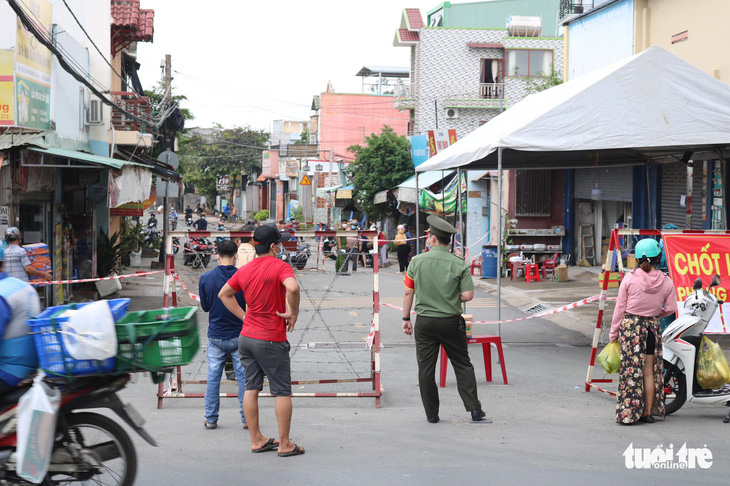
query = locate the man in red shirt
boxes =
[219,224,304,457]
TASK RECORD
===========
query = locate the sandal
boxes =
[278,444,305,457]
[252,438,279,453]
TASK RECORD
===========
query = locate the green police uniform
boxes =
[405,215,482,420]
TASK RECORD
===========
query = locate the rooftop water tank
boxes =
[507,15,542,37]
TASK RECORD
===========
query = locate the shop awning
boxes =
[374,190,388,204]
[28,147,144,170]
[336,185,354,199]
[394,171,455,204]
[316,185,341,198]
[256,175,267,182]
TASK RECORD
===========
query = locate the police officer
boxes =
[402,215,487,423]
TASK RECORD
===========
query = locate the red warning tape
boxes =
[31,271,165,287]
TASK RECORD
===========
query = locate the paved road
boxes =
[113,238,730,485]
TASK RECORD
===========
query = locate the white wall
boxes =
[567,0,634,80]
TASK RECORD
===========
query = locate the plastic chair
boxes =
[506,253,526,281]
[541,252,560,280]
[440,335,508,387]
[524,263,541,282]
[470,257,482,276]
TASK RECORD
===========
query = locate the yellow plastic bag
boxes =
[696,336,730,389]
[597,341,621,374]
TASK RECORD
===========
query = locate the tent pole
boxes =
[415,172,420,254]
[645,162,654,229]
[497,147,503,336]
[458,168,466,314]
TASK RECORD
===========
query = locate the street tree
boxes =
[179,125,269,209]
[347,125,413,221]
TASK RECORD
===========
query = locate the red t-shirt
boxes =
[227,256,295,342]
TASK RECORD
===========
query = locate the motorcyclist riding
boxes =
[0,245,41,395]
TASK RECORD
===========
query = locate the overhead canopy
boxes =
[416,46,730,172]
[28,146,144,170]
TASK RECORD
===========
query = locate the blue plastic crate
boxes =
[29,305,119,377]
[31,298,130,326]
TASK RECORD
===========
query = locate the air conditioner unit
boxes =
[86,98,103,125]
[445,108,459,119]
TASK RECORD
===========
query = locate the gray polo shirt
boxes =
[2,245,31,282]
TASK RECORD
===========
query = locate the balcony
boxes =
[443,82,505,109]
[393,84,415,110]
[559,1,593,20]
[111,91,152,132]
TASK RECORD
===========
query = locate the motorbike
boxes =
[0,374,155,485]
[183,236,213,269]
[279,240,310,270]
[143,219,159,248]
[185,214,193,227]
[663,274,730,422]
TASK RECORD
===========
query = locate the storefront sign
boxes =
[663,234,730,333]
[15,0,52,130]
[216,176,230,192]
[408,135,428,167]
[111,187,155,216]
[427,129,457,156]
[285,160,299,178]
[0,50,14,126]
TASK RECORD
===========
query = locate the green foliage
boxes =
[253,209,270,222]
[294,129,309,146]
[97,230,123,277]
[290,205,303,222]
[178,124,269,200]
[523,68,564,95]
[347,125,414,220]
[144,81,194,122]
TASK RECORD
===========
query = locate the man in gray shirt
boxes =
[3,227,51,282]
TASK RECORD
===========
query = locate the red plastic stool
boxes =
[524,263,541,282]
[439,335,508,387]
[470,257,483,276]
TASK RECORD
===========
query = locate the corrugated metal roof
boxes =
[356,66,410,78]
[29,147,145,170]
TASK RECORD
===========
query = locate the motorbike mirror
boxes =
[711,274,722,288]
[693,278,703,290]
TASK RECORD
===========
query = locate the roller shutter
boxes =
[660,162,705,229]
[575,167,633,201]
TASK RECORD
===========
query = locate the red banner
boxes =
[663,234,729,333]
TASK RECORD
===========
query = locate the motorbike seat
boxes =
[0,384,31,409]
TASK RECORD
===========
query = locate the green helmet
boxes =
[635,239,661,259]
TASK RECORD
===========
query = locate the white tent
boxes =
[416,46,730,173]
[414,46,730,330]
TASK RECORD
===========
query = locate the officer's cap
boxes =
[426,215,457,239]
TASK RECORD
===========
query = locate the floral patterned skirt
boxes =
[615,314,665,424]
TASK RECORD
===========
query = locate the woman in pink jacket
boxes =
[609,238,676,425]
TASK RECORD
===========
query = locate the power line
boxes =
[6,0,153,128]
[61,0,128,92]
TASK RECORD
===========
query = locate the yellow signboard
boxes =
[0,50,13,126]
[300,174,312,186]
[15,0,52,130]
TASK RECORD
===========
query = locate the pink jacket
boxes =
[609,268,677,342]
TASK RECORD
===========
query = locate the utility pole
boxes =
[160,54,172,265]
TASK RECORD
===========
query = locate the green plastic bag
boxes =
[597,341,621,374]
[696,336,730,389]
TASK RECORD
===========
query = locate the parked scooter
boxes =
[663,274,730,422]
[0,374,155,485]
[291,241,311,270]
[183,236,213,269]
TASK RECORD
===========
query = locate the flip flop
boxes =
[252,438,279,453]
[278,444,305,457]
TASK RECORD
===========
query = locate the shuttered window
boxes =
[515,170,551,217]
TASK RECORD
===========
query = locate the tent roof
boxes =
[416,46,730,172]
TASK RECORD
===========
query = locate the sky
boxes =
[136,0,441,132]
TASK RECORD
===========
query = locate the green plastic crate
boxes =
[115,307,200,371]
[115,307,197,340]
[117,326,199,369]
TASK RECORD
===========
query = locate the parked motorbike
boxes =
[280,240,310,270]
[663,274,730,422]
[183,236,213,269]
[0,374,155,485]
[172,236,181,255]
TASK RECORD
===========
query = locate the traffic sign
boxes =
[300,175,311,186]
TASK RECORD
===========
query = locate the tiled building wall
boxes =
[413,28,563,139]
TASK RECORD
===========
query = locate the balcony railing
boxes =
[559,1,593,20]
[444,82,504,100]
[111,91,152,132]
[394,84,412,99]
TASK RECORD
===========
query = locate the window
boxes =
[506,49,553,77]
[515,170,551,217]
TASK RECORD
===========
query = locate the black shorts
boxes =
[238,335,292,397]
[646,329,656,356]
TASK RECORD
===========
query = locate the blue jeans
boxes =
[204,337,246,424]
